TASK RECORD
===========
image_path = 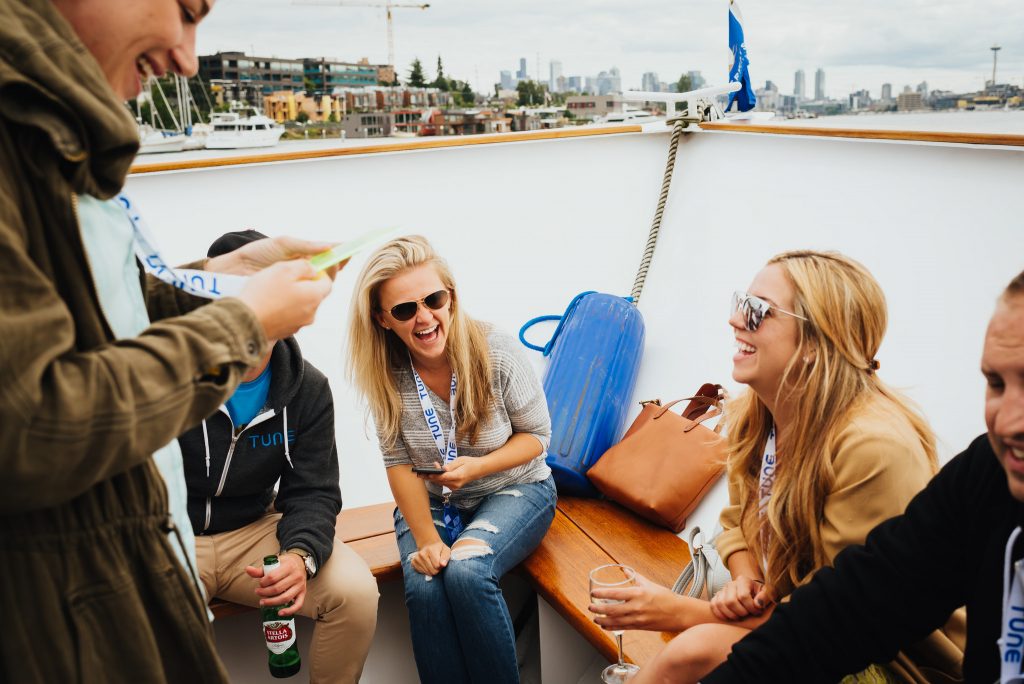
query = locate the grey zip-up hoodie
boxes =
[180,337,341,569]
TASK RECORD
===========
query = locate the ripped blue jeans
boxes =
[393,475,556,684]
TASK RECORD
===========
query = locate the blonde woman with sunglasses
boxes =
[348,235,556,684]
[590,251,964,683]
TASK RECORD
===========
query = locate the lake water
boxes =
[772,109,1024,134]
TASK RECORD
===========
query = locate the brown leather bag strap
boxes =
[683,406,723,433]
[654,384,725,421]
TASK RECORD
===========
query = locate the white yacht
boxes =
[204,108,285,149]
[599,105,663,124]
[127,91,1022,682]
[136,122,186,154]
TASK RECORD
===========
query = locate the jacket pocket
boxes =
[68,573,164,684]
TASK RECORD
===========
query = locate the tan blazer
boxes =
[715,394,965,683]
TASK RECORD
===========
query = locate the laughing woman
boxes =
[590,251,964,684]
[348,235,557,684]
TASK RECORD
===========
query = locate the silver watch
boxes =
[285,548,317,579]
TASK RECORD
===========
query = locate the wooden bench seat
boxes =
[210,495,692,670]
[519,496,692,667]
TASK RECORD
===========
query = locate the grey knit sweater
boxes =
[380,328,552,509]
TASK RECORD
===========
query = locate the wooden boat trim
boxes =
[129,125,645,174]
[698,121,1024,147]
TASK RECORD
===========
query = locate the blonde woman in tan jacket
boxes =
[590,251,964,684]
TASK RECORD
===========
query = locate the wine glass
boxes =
[589,564,640,683]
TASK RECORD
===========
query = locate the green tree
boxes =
[676,73,692,94]
[432,56,449,91]
[461,82,474,104]
[296,111,310,124]
[408,58,426,87]
[516,80,545,106]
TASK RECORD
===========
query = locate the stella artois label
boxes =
[263,619,297,654]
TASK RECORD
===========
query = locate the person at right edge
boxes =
[701,268,1024,684]
[0,0,338,682]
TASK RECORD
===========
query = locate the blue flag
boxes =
[727,0,756,112]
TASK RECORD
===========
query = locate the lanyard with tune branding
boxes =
[1000,527,1024,683]
[756,426,777,571]
[116,193,247,299]
[410,359,463,540]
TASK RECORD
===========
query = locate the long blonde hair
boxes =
[726,250,937,596]
[347,235,492,449]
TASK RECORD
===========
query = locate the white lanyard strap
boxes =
[1000,526,1024,682]
[409,359,458,497]
[757,426,777,517]
[116,193,247,299]
[756,426,778,573]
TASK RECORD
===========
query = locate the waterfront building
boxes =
[794,69,805,99]
[815,68,826,100]
[917,81,929,101]
[341,111,392,138]
[550,61,563,92]
[881,83,893,101]
[848,89,871,111]
[897,91,925,111]
[263,90,343,123]
[565,94,624,121]
[199,52,385,100]
[688,70,706,89]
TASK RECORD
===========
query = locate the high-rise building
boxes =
[881,83,892,101]
[499,70,513,91]
[814,68,825,100]
[517,58,528,80]
[642,72,660,92]
[794,69,805,99]
[567,76,583,92]
[687,70,706,89]
[916,81,929,100]
[549,60,563,92]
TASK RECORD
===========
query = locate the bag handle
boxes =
[654,383,725,421]
[672,526,712,598]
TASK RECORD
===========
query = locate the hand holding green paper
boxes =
[309,226,398,272]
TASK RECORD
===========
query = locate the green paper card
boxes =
[309,226,398,272]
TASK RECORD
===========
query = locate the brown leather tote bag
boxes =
[587,383,727,533]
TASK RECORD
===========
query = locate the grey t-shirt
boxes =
[380,327,552,509]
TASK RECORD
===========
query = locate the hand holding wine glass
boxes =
[590,564,641,683]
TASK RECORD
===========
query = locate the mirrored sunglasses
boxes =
[387,289,450,322]
[731,291,807,332]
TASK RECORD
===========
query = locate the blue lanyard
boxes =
[410,359,463,539]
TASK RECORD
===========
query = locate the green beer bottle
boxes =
[261,555,301,678]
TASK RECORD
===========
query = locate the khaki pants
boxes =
[196,513,379,684]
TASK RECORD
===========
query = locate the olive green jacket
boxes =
[0,0,264,681]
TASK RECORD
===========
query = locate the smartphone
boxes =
[411,465,446,475]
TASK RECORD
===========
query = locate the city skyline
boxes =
[198,0,1023,99]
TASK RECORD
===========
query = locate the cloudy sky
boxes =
[197,0,1023,100]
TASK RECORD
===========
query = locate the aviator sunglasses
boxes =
[385,289,451,322]
[732,291,808,332]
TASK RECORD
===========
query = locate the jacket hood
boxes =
[267,337,306,409]
[0,0,139,197]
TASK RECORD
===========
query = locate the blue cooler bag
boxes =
[520,292,645,496]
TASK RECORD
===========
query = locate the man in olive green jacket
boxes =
[0,1,339,681]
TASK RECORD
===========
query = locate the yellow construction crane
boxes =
[292,0,430,70]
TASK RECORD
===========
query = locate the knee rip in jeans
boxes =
[495,488,523,498]
[465,519,499,534]
[450,538,493,561]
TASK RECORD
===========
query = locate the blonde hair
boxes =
[347,235,492,449]
[725,250,937,596]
